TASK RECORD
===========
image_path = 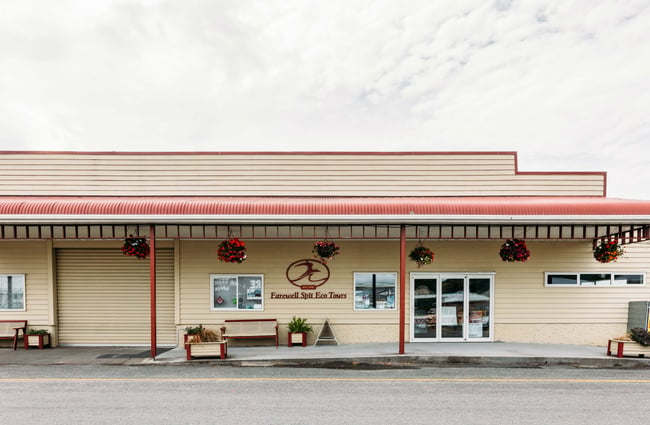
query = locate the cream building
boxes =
[1,151,649,354]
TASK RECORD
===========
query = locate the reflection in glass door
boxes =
[412,277,437,339]
[468,278,491,339]
[410,273,493,342]
[441,277,464,339]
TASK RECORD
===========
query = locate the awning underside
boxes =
[1,223,649,245]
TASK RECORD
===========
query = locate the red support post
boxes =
[149,224,157,359]
[399,225,406,355]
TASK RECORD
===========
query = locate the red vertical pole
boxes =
[399,224,406,355]
[149,224,157,359]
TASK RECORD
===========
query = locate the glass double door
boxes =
[411,273,493,342]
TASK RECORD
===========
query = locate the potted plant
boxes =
[185,326,227,360]
[593,240,624,263]
[409,245,434,267]
[217,238,247,263]
[287,316,312,347]
[25,329,50,350]
[313,241,339,264]
[499,238,531,263]
[607,328,650,358]
[183,324,204,349]
[121,235,150,259]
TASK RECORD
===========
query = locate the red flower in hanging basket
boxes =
[313,241,340,263]
[499,238,530,263]
[593,240,624,263]
[217,238,247,263]
[409,245,434,267]
[121,235,150,259]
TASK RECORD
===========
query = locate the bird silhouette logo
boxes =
[286,259,330,289]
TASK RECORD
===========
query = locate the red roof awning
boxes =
[1,196,650,225]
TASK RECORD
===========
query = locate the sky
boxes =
[1,1,649,199]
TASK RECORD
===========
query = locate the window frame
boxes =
[545,272,645,287]
[353,272,397,311]
[210,274,264,312]
[0,274,26,311]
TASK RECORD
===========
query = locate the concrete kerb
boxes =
[150,354,650,370]
[3,342,650,369]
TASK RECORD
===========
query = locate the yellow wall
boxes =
[2,238,648,347]
[0,152,605,196]
[0,241,53,337]
[177,239,650,346]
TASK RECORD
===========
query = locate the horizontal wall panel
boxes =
[177,240,650,345]
[0,152,605,196]
[0,241,51,326]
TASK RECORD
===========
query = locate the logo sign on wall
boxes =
[285,259,330,290]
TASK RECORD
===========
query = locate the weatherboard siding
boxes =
[0,152,605,196]
[0,241,51,332]
[2,237,647,346]
[176,240,650,345]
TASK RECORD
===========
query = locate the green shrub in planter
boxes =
[630,328,650,346]
[288,317,312,333]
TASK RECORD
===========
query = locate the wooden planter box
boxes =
[288,332,307,347]
[24,333,50,350]
[607,339,650,358]
[184,334,201,350]
[186,341,228,360]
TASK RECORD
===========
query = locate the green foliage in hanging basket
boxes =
[121,235,150,259]
[409,245,434,267]
[217,238,247,263]
[593,240,624,263]
[499,238,530,263]
[313,241,340,263]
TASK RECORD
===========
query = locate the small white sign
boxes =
[440,306,457,325]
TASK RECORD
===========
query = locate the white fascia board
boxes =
[1,214,650,225]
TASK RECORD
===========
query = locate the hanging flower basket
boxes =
[499,238,530,263]
[217,238,247,263]
[312,241,340,263]
[409,245,434,267]
[593,240,624,263]
[121,235,150,259]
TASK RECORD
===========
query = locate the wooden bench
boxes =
[0,320,27,350]
[221,319,278,348]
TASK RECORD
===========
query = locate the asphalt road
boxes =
[1,365,649,425]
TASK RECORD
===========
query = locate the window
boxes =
[546,273,578,286]
[354,272,396,310]
[545,272,645,287]
[580,273,612,286]
[613,274,645,286]
[0,274,25,310]
[211,274,263,311]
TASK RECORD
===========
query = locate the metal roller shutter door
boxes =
[56,248,175,345]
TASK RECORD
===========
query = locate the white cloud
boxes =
[0,0,649,198]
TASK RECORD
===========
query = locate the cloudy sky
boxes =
[1,1,649,199]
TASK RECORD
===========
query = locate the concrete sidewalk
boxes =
[2,342,650,369]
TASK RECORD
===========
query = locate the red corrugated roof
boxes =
[1,196,650,216]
